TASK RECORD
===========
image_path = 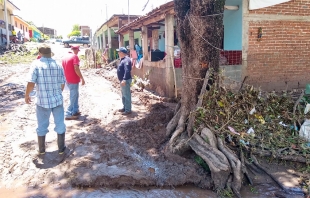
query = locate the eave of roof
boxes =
[116,1,174,34]
[95,14,141,34]
[8,0,20,10]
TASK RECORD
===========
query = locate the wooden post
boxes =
[118,19,124,48]
[165,14,176,98]
[119,34,124,48]
[102,32,106,49]
[141,26,148,60]
[129,30,134,51]
[107,27,111,48]
[152,29,159,50]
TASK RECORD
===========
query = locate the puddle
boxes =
[0,185,217,198]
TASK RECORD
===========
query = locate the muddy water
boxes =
[0,185,217,198]
[0,184,305,198]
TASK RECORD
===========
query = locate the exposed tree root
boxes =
[217,138,242,198]
[187,69,211,137]
[169,132,191,155]
[251,149,308,163]
[189,133,231,190]
[251,154,304,195]
[240,151,253,185]
[166,108,182,137]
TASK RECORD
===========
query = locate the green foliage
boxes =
[72,24,80,31]
[30,38,37,42]
[194,155,210,172]
[217,188,234,198]
[68,30,81,38]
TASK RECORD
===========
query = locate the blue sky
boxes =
[11,0,170,37]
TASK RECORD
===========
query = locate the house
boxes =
[37,27,57,38]
[29,25,43,40]
[13,15,31,41]
[94,14,140,61]
[241,0,310,91]
[117,0,310,98]
[116,1,178,98]
[80,25,91,37]
[0,0,20,44]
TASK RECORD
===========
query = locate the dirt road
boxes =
[0,44,216,197]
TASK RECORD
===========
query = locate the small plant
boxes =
[217,188,234,198]
[131,70,151,91]
[194,155,210,172]
[250,186,258,194]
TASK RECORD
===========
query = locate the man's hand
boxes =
[121,80,126,86]
[81,78,85,85]
[25,95,32,104]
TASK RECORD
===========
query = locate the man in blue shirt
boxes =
[25,44,68,155]
[116,47,132,115]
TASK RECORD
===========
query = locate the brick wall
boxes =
[249,0,310,16]
[245,1,310,91]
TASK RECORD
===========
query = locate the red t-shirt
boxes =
[37,55,41,59]
[62,52,80,84]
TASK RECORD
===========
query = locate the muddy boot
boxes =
[57,133,66,154]
[37,136,46,154]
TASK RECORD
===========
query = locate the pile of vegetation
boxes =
[193,85,310,162]
[187,82,310,196]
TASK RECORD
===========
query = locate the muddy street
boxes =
[0,44,305,198]
[0,44,216,197]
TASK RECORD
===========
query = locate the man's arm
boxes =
[74,64,85,85]
[25,82,35,104]
[121,59,132,86]
[61,84,65,91]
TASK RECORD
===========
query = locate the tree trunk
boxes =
[168,0,244,195]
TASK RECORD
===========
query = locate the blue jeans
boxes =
[66,83,79,117]
[121,79,132,112]
[36,104,66,136]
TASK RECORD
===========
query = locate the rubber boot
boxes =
[38,136,46,154]
[57,133,66,154]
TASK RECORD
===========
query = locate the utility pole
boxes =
[128,0,130,23]
[106,4,108,21]
[4,0,9,48]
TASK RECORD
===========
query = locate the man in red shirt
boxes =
[62,46,85,120]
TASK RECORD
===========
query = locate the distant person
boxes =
[62,46,85,120]
[11,27,16,43]
[25,44,68,155]
[17,31,22,42]
[116,47,132,115]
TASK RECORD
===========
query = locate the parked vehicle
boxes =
[62,36,90,48]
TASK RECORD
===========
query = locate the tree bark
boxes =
[170,0,224,151]
[168,0,244,195]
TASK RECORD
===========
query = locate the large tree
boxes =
[167,0,243,196]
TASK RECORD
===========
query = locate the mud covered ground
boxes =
[0,61,214,195]
[0,47,306,197]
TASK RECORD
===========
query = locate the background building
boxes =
[37,27,57,38]
[80,25,90,37]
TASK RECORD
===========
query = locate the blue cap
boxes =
[116,47,128,54]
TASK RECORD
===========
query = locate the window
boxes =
[26,27,28,32]
[15,21,17,27]
[20,24,22,29]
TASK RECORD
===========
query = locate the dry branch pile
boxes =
[193,84,310,163]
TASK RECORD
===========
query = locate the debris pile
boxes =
[194,85,310,162]
[0,43,35,64]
